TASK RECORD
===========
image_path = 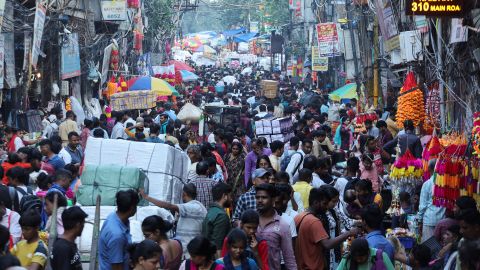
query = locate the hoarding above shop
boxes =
[406,0,464,17]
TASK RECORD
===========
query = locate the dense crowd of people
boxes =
[0,63,478,270]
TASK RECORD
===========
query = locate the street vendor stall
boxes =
[202,104,242,140]
[110,90,157,111]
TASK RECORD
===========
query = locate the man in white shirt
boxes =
[111,111,127,139]
[42,115,59,139]
[286,139,313,183]
[0,201,21,245]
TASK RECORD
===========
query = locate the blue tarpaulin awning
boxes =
[233,32,259,43]
[223,27,246,37]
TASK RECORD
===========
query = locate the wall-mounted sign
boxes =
[101,0,127,21]
[406,0,464,17]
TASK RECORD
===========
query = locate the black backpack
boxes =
[8,187,40,214]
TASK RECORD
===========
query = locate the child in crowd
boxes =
[44,191,67,235]
[10,210,48,269]
[216,229,259,269]
[221,210,269,270]
[392,191,414,228]
[127,239,163,270]
[337,238,394,270]
[180,236,224,270]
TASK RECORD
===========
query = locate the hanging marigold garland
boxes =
[396,71,425,128]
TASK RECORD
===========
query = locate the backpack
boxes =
[372,248,387,270]
[280,152,303,175]
[8,186,40,214]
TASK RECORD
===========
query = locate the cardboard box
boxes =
[262,119,272,128]
[255,120,263,128]
[263,127,272,134]
[256,127,265,135]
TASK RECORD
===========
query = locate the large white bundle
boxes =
[84,137,188,204]
[177,103,202,123]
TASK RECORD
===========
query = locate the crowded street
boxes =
[0,0,480,269]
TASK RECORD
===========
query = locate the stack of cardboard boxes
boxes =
[255,117,294,143]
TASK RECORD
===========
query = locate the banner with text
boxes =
[61,33,81,79]
[316,23,341,57]
[32,2,46,68]
[312,46,329,71]
[4,33,16,88]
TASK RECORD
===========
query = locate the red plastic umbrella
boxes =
[163,60,194,72]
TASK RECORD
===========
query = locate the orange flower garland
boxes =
[396,72,425,128]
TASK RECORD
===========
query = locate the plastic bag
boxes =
[177,103,202,123]
[69,96,86,126]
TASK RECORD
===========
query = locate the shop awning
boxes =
[223,27,246,37]
[233,32,259,43]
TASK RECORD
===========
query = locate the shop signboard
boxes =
[316,23,340,57]
[61,33,81,79]
[311,46,328,72]
[406,0,464,17]
[101,0,127,21]
[375,0,400,51]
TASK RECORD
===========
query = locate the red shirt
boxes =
[221,236,270,270]
[2,162,32,185]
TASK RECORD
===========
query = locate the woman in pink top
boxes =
[141,215,183,270]
[360,153,381,193]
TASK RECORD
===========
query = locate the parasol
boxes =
[241,67,253,75]
[195,45,216,54]
[222,75,237,85]
[329,83,358,101]
[163,60,194,72]
[178,70,199,82]
[127,76,179,96]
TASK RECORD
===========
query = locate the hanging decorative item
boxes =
[65,97,72,111]
[423,82,441,134]
[433,133,468,210]
[396,71,425,128]
[104,76,118,100]
[118,76,128,92]
[110,44,119,71]
[422,133,443,180]
[472,112,480,157]
[127,0,140,9]
[387,149,423,216]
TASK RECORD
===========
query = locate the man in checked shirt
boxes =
[232,168,271,226]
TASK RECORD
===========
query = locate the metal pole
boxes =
[346,0,360,88]
[436,19,446,131]
[89,195,101,270]
[373,17,379,107]
[46,193,58,270]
